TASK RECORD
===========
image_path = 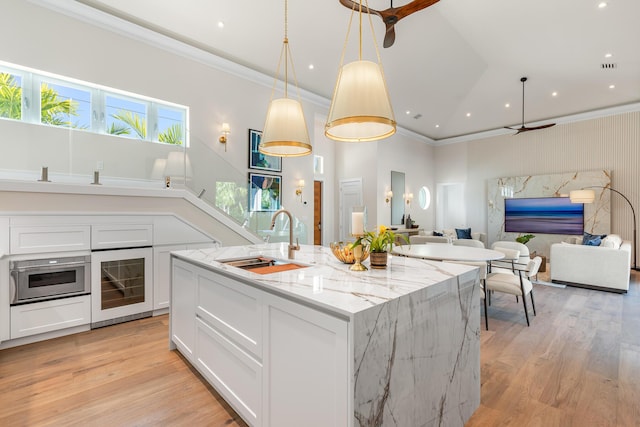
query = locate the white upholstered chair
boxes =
[491,241,530,266]
[452,239,485,248]
[489,247,520,275]
[485,256,542,326]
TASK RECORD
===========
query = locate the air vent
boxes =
[413,113,422,120]
[601,63,618,69]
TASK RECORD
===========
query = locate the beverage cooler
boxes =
[91,247,153,328]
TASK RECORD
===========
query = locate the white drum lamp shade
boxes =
[260,98,311,157]
[325,60,396,142]
[569,189,596,204]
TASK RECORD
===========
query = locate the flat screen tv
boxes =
[504,197,584,235]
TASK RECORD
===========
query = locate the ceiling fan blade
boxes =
[505,123,556,135]
[526,123,556,131]
[339,0,439,47]
[338,0,382,17]
[383,22,396,48]
[506,77,556,135]
[387,0,440,21]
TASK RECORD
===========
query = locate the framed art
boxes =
[249,173,282,212]
[248,129,282,172]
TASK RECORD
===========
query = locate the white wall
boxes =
[435,111,640,264]
[1,2,457,247]
[332,129,436,236]
[2,1,329,244]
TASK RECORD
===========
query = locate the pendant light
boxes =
[259,0,312,157]
[325,0,396,142]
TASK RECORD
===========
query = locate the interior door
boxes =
[339,178,363,241]
[314,180,322,245]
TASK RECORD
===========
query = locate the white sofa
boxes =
[550,237,631,293]
[419,229,487,246]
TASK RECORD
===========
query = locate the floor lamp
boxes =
[569,186,638,271]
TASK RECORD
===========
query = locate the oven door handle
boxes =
[11,261,88,272]
[10,269,17,304]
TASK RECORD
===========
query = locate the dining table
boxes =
[393,244,505,262]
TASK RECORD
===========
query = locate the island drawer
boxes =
[196,317,262,426]
[196,271,263,360]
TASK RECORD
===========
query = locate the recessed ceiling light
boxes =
[505,103,510,108]
[405,110,411,115]
[552,92,558,97]
[435,124,440,128]
[605,53,613,58]
[308,64,314,70]
[598,2,607,8]
[609,84,616,89]
[217,21,225,29]
[466,112,471,117]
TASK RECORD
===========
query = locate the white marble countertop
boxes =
[171,243,477,318]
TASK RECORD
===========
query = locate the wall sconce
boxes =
[219,122,230,151]
[295,179,305,202]
[385,190,393,206]
[405,193,414,206]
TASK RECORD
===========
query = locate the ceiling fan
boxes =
[505,77,556,135]
[339,0,440,48]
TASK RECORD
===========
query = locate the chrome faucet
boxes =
[270,209,299,259]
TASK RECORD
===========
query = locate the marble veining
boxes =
[172,243,475,317]
[488,170,611,258]
[174,243,481,426]
[352,273,479,427]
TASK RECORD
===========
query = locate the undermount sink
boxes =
[220,256,308,275]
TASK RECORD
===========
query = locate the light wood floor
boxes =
[1,271,639,426]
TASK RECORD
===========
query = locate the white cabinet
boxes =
[10,295,91,339]
[154,245,186,311]
[0,258,9,343]
[91,224,153,250]
[170,258,349,427]
[196,269,262,359]
[10,225,91,254]
[196,317,263,426]
[154,243,217,311]
[171,258,197,362]
[262,294,348,427]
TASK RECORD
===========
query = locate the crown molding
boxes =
[432,102,640,146]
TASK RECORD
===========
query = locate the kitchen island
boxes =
[170,243,480,427]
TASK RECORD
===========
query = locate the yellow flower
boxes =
[379,225,387,234]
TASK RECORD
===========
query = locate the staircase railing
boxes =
[179,133,308,244]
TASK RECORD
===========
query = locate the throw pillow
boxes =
[443,229,456,239]
[433,231,444,236]
[601,234,622,249]
[456,228,472,239]
[583,232,606,246]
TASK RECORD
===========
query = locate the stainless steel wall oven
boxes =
[10,255,91,305]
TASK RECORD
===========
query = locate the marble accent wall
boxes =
[352,271,480,427]
[488,170,611,257]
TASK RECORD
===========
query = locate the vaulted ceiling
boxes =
[73,0,640,141]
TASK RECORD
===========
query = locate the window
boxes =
[40,80,91,129]
[0,72,23,120]
[0,61,187,146]
[106,95,147,140]
[157,105,185,145]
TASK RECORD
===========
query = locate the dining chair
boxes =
[452,239,485,248]
[491,241,530,265]
[485,256,542,326]
[489,247,520,274]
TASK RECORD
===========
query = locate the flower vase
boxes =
[369,251,388,269]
